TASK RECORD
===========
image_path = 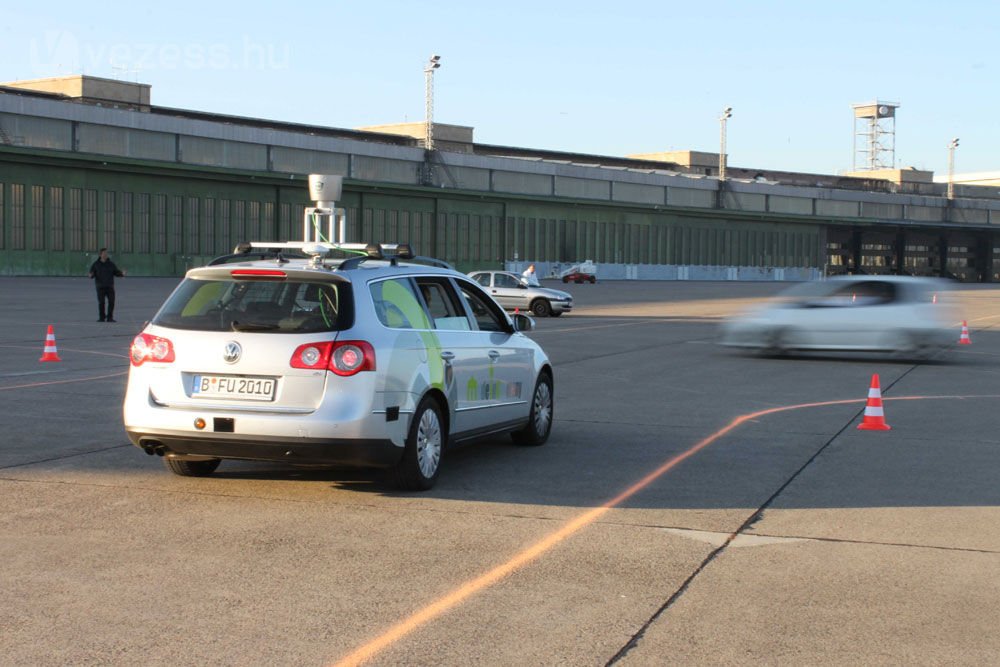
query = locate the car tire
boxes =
[589,276,596,284]
[899,332,937,361]
[761,328,790,357]
[531,299,552,317]
[562,276,570,283]
[512,372,553,446]
[164,457,221,477]
[392,397,445,491]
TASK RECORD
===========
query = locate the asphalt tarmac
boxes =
[2,276,999,666]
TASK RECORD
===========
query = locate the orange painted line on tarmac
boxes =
[528,319,653,334]
[0,370,127,391]
[331,390,1000,666]
[56,347,129,359]
[0,343,128,359]
[330,396,867,667]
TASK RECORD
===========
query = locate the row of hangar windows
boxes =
[0,180,822,274]
[0,183,279,257]
[825,232,997,282]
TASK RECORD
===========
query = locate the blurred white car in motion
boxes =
[719,275,961,359]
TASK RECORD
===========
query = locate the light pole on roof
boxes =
[947,137,960,200]
[424,55,441,151]
[719,106,733,182]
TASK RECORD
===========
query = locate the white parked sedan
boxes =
[468,270,573,317]
[719,275,961,358]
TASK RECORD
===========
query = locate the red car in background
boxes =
[560,261,597,284]
[562,270,596,284]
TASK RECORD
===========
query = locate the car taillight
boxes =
[293,344,327,368]
[289,341,375,376]
[331,342,375,376]
[130,333,175,366]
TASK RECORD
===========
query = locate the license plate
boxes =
[192,375,276,401]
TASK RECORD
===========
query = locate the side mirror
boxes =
[511,313,535,332]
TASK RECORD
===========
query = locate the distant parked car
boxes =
[468,271,573,317]
[719,275,960,359]
[560,260,597,284]
[561,270,596,284]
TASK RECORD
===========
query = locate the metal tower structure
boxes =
[852,100,899,170]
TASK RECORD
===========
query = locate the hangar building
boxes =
[1,75,998,280]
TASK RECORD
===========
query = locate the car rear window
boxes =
[152,277,353,332]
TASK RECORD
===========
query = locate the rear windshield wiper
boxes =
[230,321,280,332]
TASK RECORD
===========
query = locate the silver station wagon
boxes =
[124,244,554,490]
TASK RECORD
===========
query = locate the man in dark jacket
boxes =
[88,248,125,322]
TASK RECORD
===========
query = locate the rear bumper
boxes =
[127,430,403,467]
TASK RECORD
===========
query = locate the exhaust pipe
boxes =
[141,441,167,456]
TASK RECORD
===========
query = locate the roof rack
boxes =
[207,244,311,266]
[403,255,455,270]
[209,241,451,271]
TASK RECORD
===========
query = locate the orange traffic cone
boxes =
[39,325,62,362]
[857,373,890,431]
[958,321,972,345]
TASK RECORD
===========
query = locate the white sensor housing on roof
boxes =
[305,174,346,244]
[308,174,343,207]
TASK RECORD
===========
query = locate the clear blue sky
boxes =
[3,0,995,176]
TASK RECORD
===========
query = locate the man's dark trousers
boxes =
[97,285,116,321]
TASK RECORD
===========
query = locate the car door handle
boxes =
[440,351,455,362]
[487,350,501,361]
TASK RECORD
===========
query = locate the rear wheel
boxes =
[761,328,790,357]
[512,372,553,446]
[392,397,445,491]
[899,332,937,361]
[531,299,552,317]
[164,458,221,477]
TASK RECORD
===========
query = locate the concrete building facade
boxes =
[1,75,999,281]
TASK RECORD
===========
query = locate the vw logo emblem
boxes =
[223,341,242,364]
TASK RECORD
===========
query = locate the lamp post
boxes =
[424,55,441,150]
[947,137,960,200]
[719,106,733,181]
